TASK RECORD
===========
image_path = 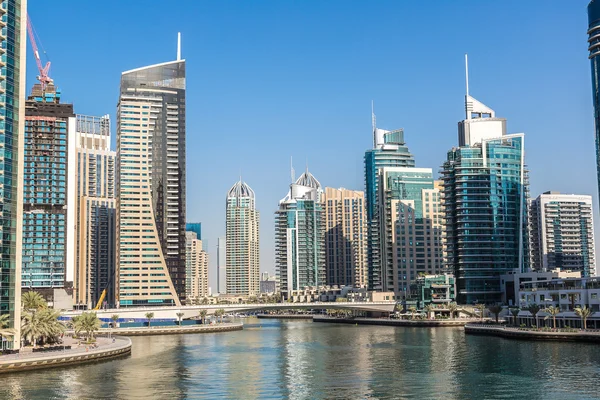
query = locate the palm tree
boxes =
[544,306,560,329]
[145,312,155,328]
[111,314,120,328]
[21,291,46,310]
[487,305,503,324]
[475,304,486,322]
[527,304,541,327]
[447,302,458,319]
[21,308,64,348]
[0,313,15,344]
[73,312,101,342]
[199,310,207,325]
[424,304,435,320]
[217,308,226,323]
[176,312,185,326]
[408,306,417,320]
[575,306,593,330]
[510,308,520,326]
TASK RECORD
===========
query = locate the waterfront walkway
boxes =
[102,322,243,336]
[313,316,478,327]
[465,323,600,343]
[0,336,131,374]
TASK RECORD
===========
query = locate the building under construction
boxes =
[21,83,76,293]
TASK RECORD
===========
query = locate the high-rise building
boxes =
[275,169,326,300]
[22,83,75,292]
[588,0,600,200]
[186,222,201,239]
[217,237,226,294]
[72,115,116,309]
[364,108,415,291]
[323,187,367,288]
[378,168,444,297]
[442,74,528,304]
[529,192,596,276]
[225,180,260,296]
[116,43,186,307]
[0,0,26,351]
[185,231,209,301]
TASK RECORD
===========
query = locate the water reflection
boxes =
[0,319,599,399]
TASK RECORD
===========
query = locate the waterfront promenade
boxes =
[0,336,131,374]
[102,322,243,336]
[313,316,477,327]
[465,323,600,343]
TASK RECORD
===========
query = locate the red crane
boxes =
[26,15,52,90]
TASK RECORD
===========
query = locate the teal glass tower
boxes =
[589,0,600,200]
[364,109,415,290]
[0,0,26,350]
[275,169,326,300]
[442,134,528,304]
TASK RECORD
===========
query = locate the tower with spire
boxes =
[275,164,326,300]
[225,178,260,296]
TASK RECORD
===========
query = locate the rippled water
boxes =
[1,318,599,399]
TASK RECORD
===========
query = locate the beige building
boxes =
[185,232,209,301]
[116,57,186,307]
[324,187,367,288]
[380,167,444,298]
[72,115,116,309]
[226,180,260,296]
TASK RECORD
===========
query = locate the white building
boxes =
[185,232,209,301]
[217,237,226,294]
[529,192,596,276]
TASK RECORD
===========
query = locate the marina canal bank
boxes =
[313,316,474,327]
[464,323,600,343]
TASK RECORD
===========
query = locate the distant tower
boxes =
[225,180,260,296]
[275,168,326,300]
[185,231,209,301]
[217,237,226,294]
[588,0,600,202]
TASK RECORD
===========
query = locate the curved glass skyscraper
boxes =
[589,0,600,199]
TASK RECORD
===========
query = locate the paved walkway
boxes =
[0,337,127,365]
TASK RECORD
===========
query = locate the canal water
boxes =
[0,318,599,399]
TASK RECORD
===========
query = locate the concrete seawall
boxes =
[465,324,600,343]
[256,314,314,320]
[313,317,470,327]
[0,337,132,374]
[104,322,243,336]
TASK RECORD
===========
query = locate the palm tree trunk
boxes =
[553,316,556,329]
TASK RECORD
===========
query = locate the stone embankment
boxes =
[313,316,473,327]
[464,324,600,343]
[103,322,243,336]
[0,336,131,374]
[256,314,314,319]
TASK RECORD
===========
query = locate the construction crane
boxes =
[94,269,117,310]
[26,14,52,90]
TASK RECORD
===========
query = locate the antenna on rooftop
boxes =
[465,53,469,96]
[290,156,295,183]
[177,32,181,61]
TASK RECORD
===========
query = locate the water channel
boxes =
[0,318,598,399]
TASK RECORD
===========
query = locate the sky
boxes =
[27,0,595,291]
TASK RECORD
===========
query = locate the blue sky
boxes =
[27,1,594,290]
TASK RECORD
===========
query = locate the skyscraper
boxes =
[22,82,75,293]
[442,69,528,304]
[186,222,201,239]
[529,192,596,276]
[364,107,415,291]
[275,169,326,300]
[185,231,209,301]
[588,0,600,200]
[378,168,444,296]
[217,237,226,294]
[225,180,260,296]
[323,187,367,288]
[0,0,26,351]
[116,39,186,307]
[72,114,116,309]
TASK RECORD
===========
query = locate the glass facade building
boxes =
[117,59,186,307]
[442,134,528,304]
[0,0,26,350]
[275,170,326,300]
[588,0,600,200]
[22,84,74,290]
[364,125,415,291]
[186,222,201,240]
